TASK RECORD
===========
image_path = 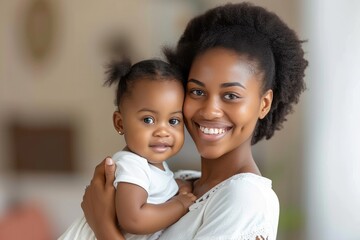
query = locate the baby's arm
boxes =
[115,182,195,235]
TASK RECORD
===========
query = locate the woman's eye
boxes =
[143,117,155,124]
[169,118,181,126]
[224,93,240,100]
[190,89,205,96]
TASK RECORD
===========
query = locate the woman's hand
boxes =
[81,157,124,240]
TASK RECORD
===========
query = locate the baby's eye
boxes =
[224,93,240,100]
[143,117,155,124]
[169,118,181,126]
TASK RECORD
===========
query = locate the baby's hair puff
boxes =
[104,58,184,108]
[104,58,132,87]
[104,58,132,106]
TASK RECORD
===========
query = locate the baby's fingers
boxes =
[188,193,197,202]
[181,192,197,202]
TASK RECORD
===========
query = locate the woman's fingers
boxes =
[82,157,110,210]
[104,157,116,189]
[81,157,117,237]
[91,157,110,187]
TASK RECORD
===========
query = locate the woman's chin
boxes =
[198,147,224,160]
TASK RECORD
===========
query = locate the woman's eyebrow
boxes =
[188,79,205,87]
[220,82,246,89]
[188,78,246,89]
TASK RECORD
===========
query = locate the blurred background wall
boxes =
[0,0,359,239]
[302,0,360,239]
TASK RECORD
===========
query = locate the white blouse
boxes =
[159,172,279,240]
[58,172,279,240]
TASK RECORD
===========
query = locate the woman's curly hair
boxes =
[164,2,308,144]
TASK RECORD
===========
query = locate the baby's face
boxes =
[115,78,184,168]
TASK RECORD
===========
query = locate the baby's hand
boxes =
[172,191,197,211]
[176,179,194,194]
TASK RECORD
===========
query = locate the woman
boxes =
[82,2,307,239]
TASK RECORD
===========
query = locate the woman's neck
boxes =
[193,144,260,198]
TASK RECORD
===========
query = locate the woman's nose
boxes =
[199,97,223,120]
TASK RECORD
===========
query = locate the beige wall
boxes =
[0,0,200,173]
[0,1,303,238]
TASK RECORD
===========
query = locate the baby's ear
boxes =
[113,111,124,135]
[259,89,273,119]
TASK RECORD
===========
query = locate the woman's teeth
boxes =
[199,126,226,135]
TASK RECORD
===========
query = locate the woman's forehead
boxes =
[189,48,261,85]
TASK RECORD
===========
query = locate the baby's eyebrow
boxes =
[138,108,157,114]
[138,109,183,115]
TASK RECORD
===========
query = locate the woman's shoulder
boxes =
[186,173,279,239]
[205,173,275,203]
[225,173,274,195]
[198,173,279,223]
[226,172,273,188]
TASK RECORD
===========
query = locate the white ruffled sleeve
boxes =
[174,169,201,180]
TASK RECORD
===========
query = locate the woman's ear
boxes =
[259,89,273,119]
[113,111,124,135]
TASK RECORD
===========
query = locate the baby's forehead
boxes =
[129,77,184,92]
[120,89,184,118]
[124,78,184,99]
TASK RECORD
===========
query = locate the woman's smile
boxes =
[194,121,233,141]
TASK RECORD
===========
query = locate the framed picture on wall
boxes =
[10,122,75,173]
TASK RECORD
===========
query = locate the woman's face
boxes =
[184,47,272,159]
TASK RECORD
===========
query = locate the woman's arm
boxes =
[116,182,196,235]
[81,158,125,240]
